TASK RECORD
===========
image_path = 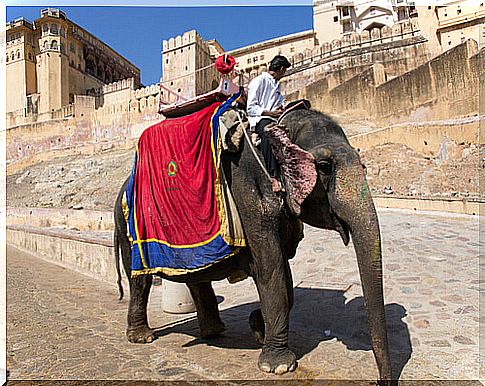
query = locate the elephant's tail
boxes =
[114,230,124,300]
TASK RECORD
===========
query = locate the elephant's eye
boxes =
[317,159,333,175]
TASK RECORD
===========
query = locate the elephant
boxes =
[113,107,392,382]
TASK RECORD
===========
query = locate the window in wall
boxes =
[70,42,75,52]
[60,27,66,37]
[247,58,251,64]
[253,57,258,62]
[166,58,169,64]
[342,20,352,33]
[342,6,349,16]
[51,40,58,49]
[457,9,461,15]
[43,40,48,50]
[290,47,295,52]
[260,55,264,60]
[17,51,20,59]
[6,55,8,63]
[51,23,58,35]
[333,16,338,22]
[28,52,32,60]
[43,24,48,35]
[11,52,14,60]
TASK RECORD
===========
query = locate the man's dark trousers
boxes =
[255,118,280,179]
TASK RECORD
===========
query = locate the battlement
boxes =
[163,30,198,51]
[289,19,421,69]
[133,83,160,99]
[101,78,135,95]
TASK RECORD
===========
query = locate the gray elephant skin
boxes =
[114,108,393,382]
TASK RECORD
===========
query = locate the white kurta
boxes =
[246,72,285,129]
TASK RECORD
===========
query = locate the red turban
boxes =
[215,54,236,74]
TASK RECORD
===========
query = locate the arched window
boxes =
[28,52,32,60]
[43,40,48,50]
[10,52,14,61]
[51,24,58,35]
[16,51,20,59]
[51,40,58,50]
[6,55,8,63]
[60,27,66,37]
[43,24,48,35]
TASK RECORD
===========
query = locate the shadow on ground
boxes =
[152,287,412,379]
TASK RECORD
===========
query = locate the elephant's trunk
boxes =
[328,150,392,381]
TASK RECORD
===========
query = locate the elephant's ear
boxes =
[265,124,317,216]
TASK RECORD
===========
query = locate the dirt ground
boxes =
[6,139,483,211]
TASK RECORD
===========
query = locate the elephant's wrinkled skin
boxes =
[114,109,392,382]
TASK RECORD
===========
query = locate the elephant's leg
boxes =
[250,260,294,347]
[252,258,296,374]
[126,274,155,343]
[187,282,225,338]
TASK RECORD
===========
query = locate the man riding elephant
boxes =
[247,55,291,193]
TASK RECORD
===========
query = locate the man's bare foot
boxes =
[272,178,282,192]
[251,132,259,145]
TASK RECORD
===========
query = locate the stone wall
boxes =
[282,19,430,96]
[289,39,482,126]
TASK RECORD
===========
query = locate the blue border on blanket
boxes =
[126,92,241,273]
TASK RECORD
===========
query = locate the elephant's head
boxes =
[273,109,392,381]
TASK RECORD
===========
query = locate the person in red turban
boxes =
[215,54,236,75]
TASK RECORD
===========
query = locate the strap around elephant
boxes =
[235,110,273,182]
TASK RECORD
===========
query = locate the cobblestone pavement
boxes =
[6,209,481,382]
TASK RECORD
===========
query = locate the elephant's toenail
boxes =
[259,363,271,373]
[275,364,288,374]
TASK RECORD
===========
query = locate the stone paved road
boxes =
[6,209,481,382]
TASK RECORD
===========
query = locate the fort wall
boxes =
[290,39,481,127]
[6,31,482,169]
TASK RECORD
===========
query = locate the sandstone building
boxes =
[6,8,141,120]
[160,30,224,104]
[5,3,482,167]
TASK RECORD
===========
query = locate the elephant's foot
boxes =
[126,325,156,344]
[249,309,265,345]
[258,347,297,375]
[200,319,226,339]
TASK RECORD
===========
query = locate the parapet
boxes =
[289,21,422,69]
[163,29,198,52]
[101,78,135,95]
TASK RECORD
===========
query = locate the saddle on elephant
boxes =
[123,92,247,277]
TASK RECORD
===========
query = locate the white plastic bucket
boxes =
[161,280,196,314]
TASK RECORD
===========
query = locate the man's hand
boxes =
[263,106,285,119]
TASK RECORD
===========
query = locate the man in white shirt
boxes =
[247,55,291,192]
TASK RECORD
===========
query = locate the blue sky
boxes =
[6,6,313,86]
